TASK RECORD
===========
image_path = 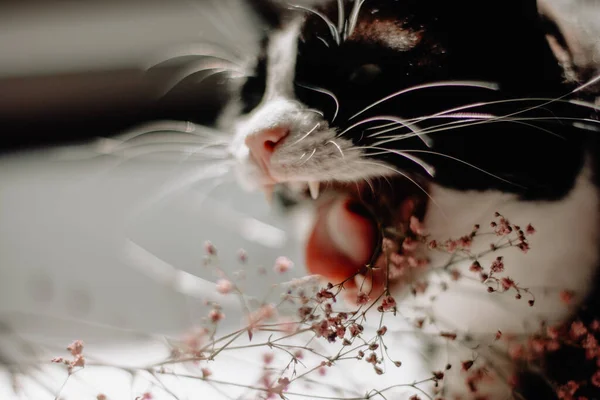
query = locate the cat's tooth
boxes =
[308,181,320,200]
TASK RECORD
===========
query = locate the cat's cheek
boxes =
[304,197,377,285]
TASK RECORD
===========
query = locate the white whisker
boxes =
[159,61,238,97]
[114,121,230,144]
[289,123,320,146]
[367,147,524,188]
[346,0,367,39]
[573,73,600,93]
[336,0,345,36]
[358,146,435,177]
[316,35,330,47]
[297,83,340,122]
[326,140,345,158]
[297,148,317,165]
[369,116,574,148]
[349,81,500,120]
[143,43,243,71]
[338,115,432,147]
[290,4,340,44]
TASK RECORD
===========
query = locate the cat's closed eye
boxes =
[348,63,382,85]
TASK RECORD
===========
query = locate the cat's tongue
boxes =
[305,196,377,286]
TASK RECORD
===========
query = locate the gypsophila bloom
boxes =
[209,308,225,323]
[381,295,397,311]
[97,395,107,400]
[560,290,575,305]
[137,393,153,400]
[526,224,536,235]
[237,248,247,263]
[216,279,233,294]
[410,216,426,235]
[357,291,370,305]
[501,277,515,291]
[204,241,216,255]
[274,256,294,273]
[490,257,504,273]
[591,370,600,387]
[470,260,483,272]
[402,237,418,251]
[570,321,588,339]
[67,340,84,356]
[201,368,212,378]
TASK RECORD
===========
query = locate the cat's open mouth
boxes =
[296,176,430,301]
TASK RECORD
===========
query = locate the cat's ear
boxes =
[538,0,600,95]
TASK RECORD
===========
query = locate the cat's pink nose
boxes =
[245,127,289,172]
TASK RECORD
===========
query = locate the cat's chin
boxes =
[302,177,430,303]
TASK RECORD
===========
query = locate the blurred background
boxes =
[0,1,311,398]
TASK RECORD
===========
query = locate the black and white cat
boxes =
[219,0,600,398]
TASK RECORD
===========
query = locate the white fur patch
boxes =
[392,160,600,398]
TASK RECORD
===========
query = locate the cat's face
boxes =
[223,0,596,302]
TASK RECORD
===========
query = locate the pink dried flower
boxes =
[500,277,515,291]
[592,370,600,387]
[71,355,85,368]
[269,377,290,396]
[450,269,461,281]
[490,257,504,273]
[440,332,457,341]
[356,291,370,305]
[51,357,64,363]
[274,256,294,273]
[381,295,397,311]
[377,326,388,336]
[402,237,418,252]
[216,279,233,295]
[560,290,575,305]
[349,324,364,337]
[263,353,274,364]
[237,249,247,263]
[97,395,107,400]
[526,224,536,235]
[428,240,438,249]
[570,321,588,339]
[409,216,426,235]
[204,241,216,255]
[469,261,483,273]
[137,393,153,400]
[67,340,84,356]
[201,368,212,378]
[209,309,225,323]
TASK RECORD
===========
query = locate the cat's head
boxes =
[222,0,598,298]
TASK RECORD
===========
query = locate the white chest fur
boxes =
[396,161,600,398]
